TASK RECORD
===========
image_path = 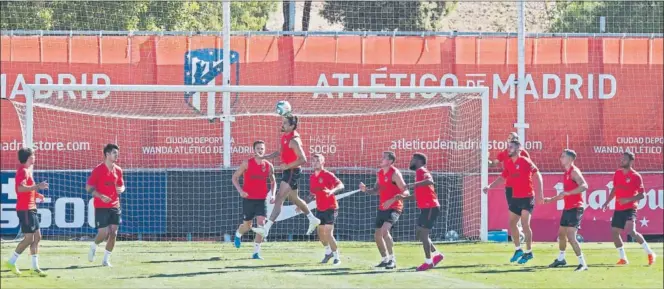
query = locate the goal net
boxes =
[6,84,489,243]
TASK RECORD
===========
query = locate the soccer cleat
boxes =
[432,254,445,266]
[5,262,21,276]
[517,252,534,264]
[548,259,567,268]
[648,253,656,266]
[574,264,588,272]
[233,236,242,248]
[385,260,396,269]
[102,261,112,267]
[416,262,434,271]
[88,246,96,262]
[31,268,47,277]
[616,259,629,265]
[333,258,341,266]
[251,227,268,238]
[375,260,389,268]
[252,253,263,260]
[510,249,524,263]
[306,218,321,235]
[321,253,334,264]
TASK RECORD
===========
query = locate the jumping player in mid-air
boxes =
[252,115,321,238]
[601,152,656,266]
[6,147,49,276]
[360,151,410,270]
[309,154,345,265]
[232,140,276,259]
[87,143,126,267]
[544,149,589,271]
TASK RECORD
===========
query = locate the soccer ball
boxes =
[276,100,292,116]
[445,230,459,241]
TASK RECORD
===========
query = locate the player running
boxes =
[6,148,49,276]
[601,152,656,266]
[544,149,589,271]
[360,151,410,270]
[87,144,126,267]
[232,140,277,259]
[309,154,345,265]
[483,140,543,264]
[252,115,321,238]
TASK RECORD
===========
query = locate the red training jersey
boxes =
[562,165,584,210]
[15,166,37,211]
[497,149,530,188]
[87,163,124,209]
[310,169,342,211]
[613,169,644,211]
[501,156,539,198]
[415,167,439,209]
[280,131,300,165]
[378,166,403,211]
[243,158,271,200]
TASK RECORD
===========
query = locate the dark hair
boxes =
[18,147,34,164]
[563,149,577,160]
[383,151,396,163]
[103,143,120,157]
[413,153,427,165]
[312,153,325,161]
[286,115,298,130]
[252,140,265,149]
[509,132,519,139]
[509,140,522,147]
[624,151,635,161]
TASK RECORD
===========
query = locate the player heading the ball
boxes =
[231,140,277,260]
[484,140,543,265]
[86,144,126,267]
[252,115,321,238]
[6,147,49,277]
[601,152,656,266]
[543,149,589,271]
[360,151,410,270]
[309,154,345,265]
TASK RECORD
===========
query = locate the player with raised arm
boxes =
[6,148,49,276]
[483,140,543,264]
[87,144,126,267]
[252,115,321,238]
[309,154,345,265]
[543,149,589,271]
[601,152,656,266]
[360,151,410,270]
[232,140,276,259]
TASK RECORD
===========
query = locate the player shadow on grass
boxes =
[210,263,306,270]
[117,270,229,279]
[40,265,103,270]
[142,257,223,264]
[475,265,550,274]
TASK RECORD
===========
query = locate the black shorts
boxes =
[17,210,40,234]
[281,168,301,190]
[505,187,513,206]
[611,209,637,229]
[316,209,338,225]
[95,208,121,229]
[560,208,584,228]
[242,198,267,221]
[417,207,441,229]
[375,209,401,229]
[509,197,534,216]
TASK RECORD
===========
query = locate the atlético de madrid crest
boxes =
[318,177,324,184]
[626,177,631,183]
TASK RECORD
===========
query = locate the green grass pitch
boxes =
[2,241,662,288]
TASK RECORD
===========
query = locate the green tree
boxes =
[548,1,663,33]
[320,1,457,31]
[0,1,276,32]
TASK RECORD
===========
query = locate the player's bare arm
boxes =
[618,175,645,205]
[261,145,281,160]
[267,162,277,202]
[359,179,380,195]
[232,160,249,198]
[116,169,126,194]
[383,171,411,207]
[17,180,49,192]
[534,170,544,204]
[408,173,434,190]
[483,177,505,194]
[86,184,111,203]
[282,138,307,170]
[488,159,500,167]
[602,187,617,210]
[326,178,345,196]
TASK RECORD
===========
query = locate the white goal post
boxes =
[16,84,489,242]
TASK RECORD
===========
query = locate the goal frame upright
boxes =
[24,84,490,242]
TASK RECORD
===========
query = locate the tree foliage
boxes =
[320,1,457,31]
[549,1,663,33]
[0,1,276,31]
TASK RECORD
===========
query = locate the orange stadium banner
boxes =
[1,35,663,172]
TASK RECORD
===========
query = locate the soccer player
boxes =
[87,143,126,267]
[309,154,345,265]
[6,147,49,276]
[390,153,444,271]
[231,140,276,259]
[360,151,410,270]
[601,152,656,266]
[543,149,589,271]
[252,115,321,238]
[483,140,543,264]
